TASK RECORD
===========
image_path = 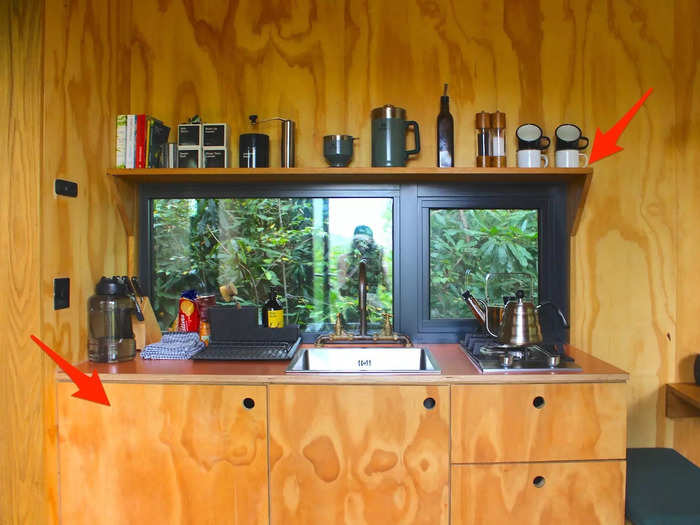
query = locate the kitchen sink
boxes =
[285,346,441,374]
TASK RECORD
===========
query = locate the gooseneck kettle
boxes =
[492,290,569,346]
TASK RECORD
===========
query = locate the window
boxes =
[429,209,539,320]
[149,196,393,331]
[140,182,568,342]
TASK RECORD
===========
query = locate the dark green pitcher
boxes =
[371,105,421,167]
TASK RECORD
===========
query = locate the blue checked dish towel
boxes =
[141,332,204,360]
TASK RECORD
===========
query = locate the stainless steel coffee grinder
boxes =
[249,114,295,167]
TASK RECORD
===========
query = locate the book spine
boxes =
[135,114,146,169]
[145,117,154,168]
[125,115,136,169]
[115,115,127,168]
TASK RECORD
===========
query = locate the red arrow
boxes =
[30,335,110,406]
[589,87,653,164]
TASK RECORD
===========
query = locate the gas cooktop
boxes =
[461,333,582,373]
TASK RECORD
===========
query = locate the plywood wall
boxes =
[673,0,700,465]
[1,0,134,523]
[41,0,135,520]
[2,1,698,522]
[0,1,45,522]
[129,0,684,451]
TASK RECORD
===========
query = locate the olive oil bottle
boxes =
[437,83,454,167]
[262,289,284,328]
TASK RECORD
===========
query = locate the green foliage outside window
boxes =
[151,198,393,331]
[150,200,537,330]
[429,209,539,319]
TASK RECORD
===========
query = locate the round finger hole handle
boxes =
[243,397,255,409]
[533,476,546,488]
[423,397,436,410]
[533,396,545,409]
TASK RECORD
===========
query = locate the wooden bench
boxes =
[626,448,700,525]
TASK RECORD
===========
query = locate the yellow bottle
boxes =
[262,290,284,328]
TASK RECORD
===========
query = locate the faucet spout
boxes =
[359,259,368,336]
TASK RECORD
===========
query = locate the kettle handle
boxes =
[484,305,499,339]
[536,302,569,328]
[405,121,421,156]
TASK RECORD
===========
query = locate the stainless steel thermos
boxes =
[371,105,420,167]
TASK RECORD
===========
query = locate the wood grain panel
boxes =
[41,2,135,522]
[564,0,676,450]
[43,0,134,366]
[451,383,626,463]
[451,461,625,525]
[58,382,268,524]
[0,1,46,523]
[674,0,700,467]
[269,385,449,524]
[126,0,679,452]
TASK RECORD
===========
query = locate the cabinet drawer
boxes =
[451,383,626,463]
[451,461,625,525]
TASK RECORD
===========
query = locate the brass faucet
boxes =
[358,259,368,336]
[314,259,412,347]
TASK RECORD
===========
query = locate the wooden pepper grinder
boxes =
[490,111,507,167]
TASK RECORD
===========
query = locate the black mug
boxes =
[555,124,589,150]
[516,123,550,150]
[239,133,270,167]
[694,354,700,385]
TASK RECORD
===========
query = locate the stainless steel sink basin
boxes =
[285,347,440,373]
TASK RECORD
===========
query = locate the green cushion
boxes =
[626,448,700,525]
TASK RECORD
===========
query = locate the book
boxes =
[147,119,171,168]
[116,115,127,168]
[144,116,154,168]
[135,114,147,169]
[126,114,136,169]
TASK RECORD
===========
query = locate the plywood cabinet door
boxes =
[451,383,626,463]
[451,461,625,525]
[57,383,268,524]
[269,385,449,525]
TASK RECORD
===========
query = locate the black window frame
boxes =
[139,181,569,344]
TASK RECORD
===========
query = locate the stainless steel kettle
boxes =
[495,290,568,346]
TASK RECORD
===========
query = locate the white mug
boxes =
[555,149,588,168]
[517,149,548,168]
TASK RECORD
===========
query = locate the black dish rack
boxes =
[193,337,301,361]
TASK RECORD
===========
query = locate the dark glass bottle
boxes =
[262,290,284,328]
[437,83,454,167]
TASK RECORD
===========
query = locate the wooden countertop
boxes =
[58,345,628,385]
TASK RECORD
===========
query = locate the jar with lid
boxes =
[88,276,136,362]
[490,111,507,167]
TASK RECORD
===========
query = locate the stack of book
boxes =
[116,114,171,168]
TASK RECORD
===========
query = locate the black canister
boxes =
[87,277,136,362]
[239,133,270,167]
[695,354,700,385]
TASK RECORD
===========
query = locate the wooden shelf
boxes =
[108,167,592,235]
[666,383,700,418]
